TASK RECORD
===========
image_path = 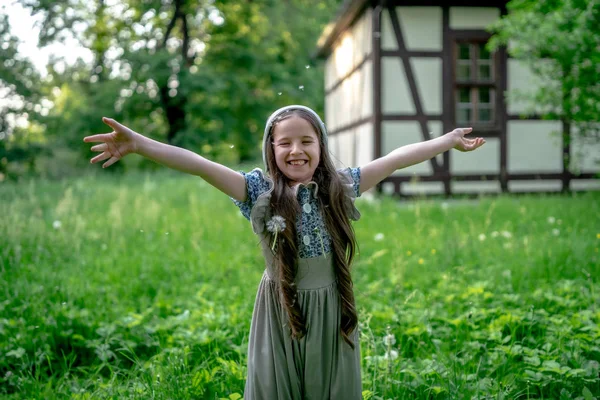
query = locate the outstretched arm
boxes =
[359,128,485,194]
[84,117,247,201]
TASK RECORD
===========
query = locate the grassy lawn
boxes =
[1,170,599,399]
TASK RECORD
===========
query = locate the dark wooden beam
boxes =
[442,6,452,196]
[388,4,442,174]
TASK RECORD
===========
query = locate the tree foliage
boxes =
[488,0,600,143]
[1,0,342,179]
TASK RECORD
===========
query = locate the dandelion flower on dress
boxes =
[266,215,287,251]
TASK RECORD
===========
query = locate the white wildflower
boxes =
[266,215,286,233]
[552,229,560,236]
[478,234,486,242]
[441,202,449,210]
[501,231,512,239]
[491,231,499,238]
[384,350,399,360]
[266,215,287,251]
[53,220,61,229]
[374,233,385,242]
[547,216,556,224]
[383,334,396,346]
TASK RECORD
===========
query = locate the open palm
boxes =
[83,118,139,168]
[450,128,485,152]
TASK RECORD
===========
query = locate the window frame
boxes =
[452,38,500,130]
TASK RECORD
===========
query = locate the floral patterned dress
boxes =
[232,167,363,400]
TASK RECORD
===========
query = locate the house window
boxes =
[454,41,497,127]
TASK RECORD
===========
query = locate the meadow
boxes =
[1,170,599,399]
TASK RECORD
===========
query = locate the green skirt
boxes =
[244,254,362,400]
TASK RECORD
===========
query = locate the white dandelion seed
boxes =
[383,334,396,346]
[384,350,399,360]
[478,233,486,242]
[267,215,287,251]
[53,220,61,229]
[266,215,286,233]
[374,233,385,242]
[298,85,304,91]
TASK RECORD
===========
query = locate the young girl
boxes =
[83,105,485,399]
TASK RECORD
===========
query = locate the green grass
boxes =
[1,170,599,399]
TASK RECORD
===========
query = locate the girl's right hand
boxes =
[83,117,140,168]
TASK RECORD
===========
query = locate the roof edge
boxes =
[313,0,370,60]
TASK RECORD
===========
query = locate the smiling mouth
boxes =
[288,160,307,166]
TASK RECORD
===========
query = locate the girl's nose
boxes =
[290,143,302,154]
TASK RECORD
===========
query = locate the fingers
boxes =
[83,133,112,143]
[102,117,124,131]
[90,151,112,164]
[461,127,473,135]
[468,138,485,150]
[90,143,107,152]
[102,156,119,169]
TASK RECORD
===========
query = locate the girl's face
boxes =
[271,116,321,186]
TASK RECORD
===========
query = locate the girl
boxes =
[83,105,485,399]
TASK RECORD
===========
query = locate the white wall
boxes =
[507,121,563,173]
[449,7,500,29]
[381,7,443,51]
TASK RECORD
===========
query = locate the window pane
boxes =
[479,87,492,104]
[458,87,470,103]
[457,61,471,80]
[479,43,491,60]
[479,107,493,122]
[459,44,470,60]
[457,106,471,124]
[478,62,491,79]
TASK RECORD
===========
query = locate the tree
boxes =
[11,0,342,171]
[0,11,49,180]
[488,0,600,151]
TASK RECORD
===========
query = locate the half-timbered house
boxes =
[315,0,600,196]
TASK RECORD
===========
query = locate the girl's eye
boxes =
[303,141,313,144]
[278,143,290,147]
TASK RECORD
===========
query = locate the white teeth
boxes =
[289,160,306,166]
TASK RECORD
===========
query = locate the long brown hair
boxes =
[265,109,359,348]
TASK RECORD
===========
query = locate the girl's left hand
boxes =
[448,128,486,152]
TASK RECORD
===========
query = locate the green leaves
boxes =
[488,0,600,143]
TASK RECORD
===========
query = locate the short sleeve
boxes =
[336,167,361,221]
[231,168,272,220]
[348,167,361,198]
